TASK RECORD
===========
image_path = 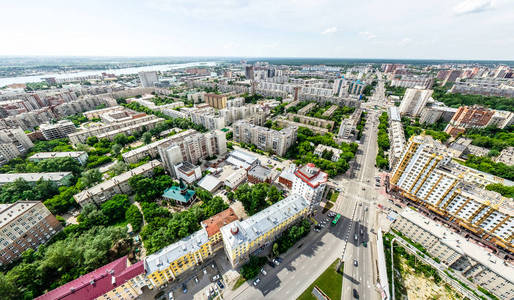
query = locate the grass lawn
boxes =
[297,259,343,300]
[232,276,246,291]
[329,191,339,203]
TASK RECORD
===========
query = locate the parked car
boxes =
[273,259,280,266]
[194,276,199,283]
[217,280,225,289]
[261,268,267,275]
[253,278,261,286]
[267,261,276,268]
[168,291,174,300]
[354,234,358,241]
[353,259,358,266]
[212,275,220,281]
[276,257,283,263]
[182,284,188,294]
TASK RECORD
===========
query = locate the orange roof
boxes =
[201,207,239,237]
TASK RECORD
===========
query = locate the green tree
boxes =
[113,133,129,145]
[272,243,279,257]
[101,194,130,222]
[111,143,122,155]
[142,132,152,144]
[86,136,98,146]
[125,205,143,232]
[78,169,102,189]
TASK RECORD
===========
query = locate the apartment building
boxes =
[73,160,162,207]
[201,208,239,251]
[0,127,34,165]
[444,106,495,137]
[495,147,514,166]
[158,130,227,173]
[144,228,213,287]
[187,91,205,104]
[52,96,113,117]
[220,194,309,267]
[39,120,76,140]
[204,93,228,109]
[314,144,342,162]
[322,105,338,117]
[232,120,297,156]
[442,70,463,86]
[0,201,62,266]
[393,208,513,300]
[68,115,158,144]
[0,107,56,130]
[28,151,88,165]
[451,78,514,98]
[122,129,196,164]
[83,105,125,120]
[219,104,265,125]
[388,107,406,169]
[390,75,434,89]
[337,109,362,140]
[190,110,225,130]
[292,163,328,209]
[419,106,457,125]
[391,135,514,252]
[139,71,159,88]
[0,172,72,186]
[96,117,163,141]
[278,164,296,189]
[285,113,335,131]
[398,88,433,117]
[297,102,317,115]
[37,256,150,300]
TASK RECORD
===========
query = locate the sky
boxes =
[1,0,513,60]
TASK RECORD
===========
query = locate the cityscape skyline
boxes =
[1,0,513,60]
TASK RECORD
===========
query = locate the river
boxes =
[0,61,217,87]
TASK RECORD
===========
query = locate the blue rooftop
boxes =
[162,185,195,203]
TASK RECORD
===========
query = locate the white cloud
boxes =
[321,27,337,35]
[453,0,494,15]
[359,31,376,40]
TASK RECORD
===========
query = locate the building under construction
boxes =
[390,135,513,254]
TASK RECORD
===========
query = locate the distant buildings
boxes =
[0,201,62,266]
[219,104,266,125]
[220,194,309,267]
[450,78,514,98]
[441,70,463,86]
[393,208,514,300]
[37,256,149,300]
[391,135,514,252]
[398,88,433,117]
[39,120,76,140]
[297,103,317,115]
[232,120,297,156]
[419,105,457,125]
[28,151,88,165]
[390,75,433,89]
[387,107,406,169]
[74,160,162,207]
[139,71,159,88]
[337,109,362,140]
[285,113,334,131]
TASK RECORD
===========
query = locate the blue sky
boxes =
[1,0,513,60]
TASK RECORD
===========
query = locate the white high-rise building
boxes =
[138,71,159,88]
[398,88,433,117]
[291,163,328,209]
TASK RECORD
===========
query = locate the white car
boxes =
[253,278,261,286]
[261,268,267,276]
[212,275,220,281]
[273,259,280,265]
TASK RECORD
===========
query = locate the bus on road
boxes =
[332,214,341,226]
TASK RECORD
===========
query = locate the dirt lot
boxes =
[400,257,462,300]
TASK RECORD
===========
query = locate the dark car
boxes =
[182,283,188,294]
[217,280,225,289]
[267,261,276,268]
[353,289,359,298]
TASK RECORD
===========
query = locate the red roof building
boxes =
[36,256,147,300]
[201,208,239,249]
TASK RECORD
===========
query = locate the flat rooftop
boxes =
[220,194,309,251]
[0,172,72,184]
[399,208,514,283]
[0,201,40,228]
[144,229,209,274]
[28,151,86,160]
